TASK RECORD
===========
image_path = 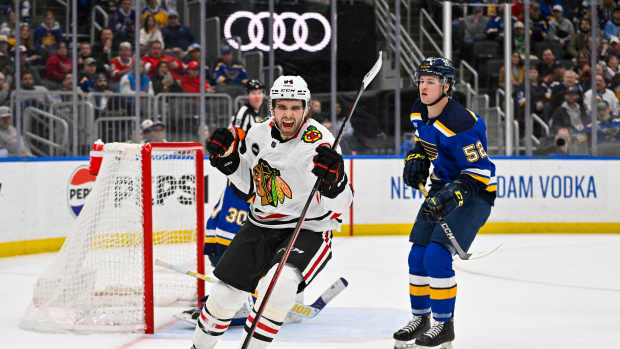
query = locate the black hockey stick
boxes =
[417,183,502,260]
[241,52,383,349]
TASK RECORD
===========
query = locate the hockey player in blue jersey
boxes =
[393,57,496,349]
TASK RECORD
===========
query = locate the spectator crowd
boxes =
[448,0,620,154]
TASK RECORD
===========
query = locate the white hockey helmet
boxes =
[269,75,311,112]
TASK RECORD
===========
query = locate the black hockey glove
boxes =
[207,128,240,175]
[421,179,471,221]
[312,146,347,199]
[403,143,430,188]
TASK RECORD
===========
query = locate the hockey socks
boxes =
[242,308,284,348]
[192,305,232,349]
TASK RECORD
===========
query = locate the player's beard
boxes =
[276,116,303,140]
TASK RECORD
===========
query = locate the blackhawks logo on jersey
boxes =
[302,125,322,143]
[253,159,292,207]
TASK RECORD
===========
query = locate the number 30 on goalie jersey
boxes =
[409,99,496,192]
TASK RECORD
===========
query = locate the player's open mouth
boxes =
[282,121,295,128]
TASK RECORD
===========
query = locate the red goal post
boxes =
[142,142,205,333]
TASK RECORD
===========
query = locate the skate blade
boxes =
[173,313,197,327]
[394,339,417,349]
[413,343,453,349]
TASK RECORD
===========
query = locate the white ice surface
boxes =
[2,234,620,349]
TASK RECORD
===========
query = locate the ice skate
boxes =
[393,314,430,348]
[415,318,454,349]
[175,307,200,326]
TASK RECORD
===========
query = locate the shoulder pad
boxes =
[433,99,477,137]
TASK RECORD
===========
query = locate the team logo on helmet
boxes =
[67,165,97,217]
[302,125,322,143]
[253,159,292,207]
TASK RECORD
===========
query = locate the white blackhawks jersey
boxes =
[228,117,353,232]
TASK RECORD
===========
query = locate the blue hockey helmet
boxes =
[415,57,456,86]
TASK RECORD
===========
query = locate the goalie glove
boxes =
[207,127,242,175]
[403,143,430,187]
[312,146,347,199]
[421,179,471,221]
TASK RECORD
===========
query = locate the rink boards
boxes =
[0,156,619,257]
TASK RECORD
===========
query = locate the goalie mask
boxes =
[415,57,456,106]
[269,75,311,114]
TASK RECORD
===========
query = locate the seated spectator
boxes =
[19,23,42,66]
[0,8,16,38]
[603,54,620,82]
[548,5,574,51]
[585,100,620,144]
[109,0,136,44]
[0,72,9,106]
[92,28,116,72]
[90,73,114,115]
[140,14,164,49]
[141,0,167,27]
[78,58,98,94]
[21,71,52,108]
[550,85,587,137]
[485,6,501,40]
[584,74,619,116]
[119,61,153,95]
[162,10,194,54]
[604,7,620,40]
[499,51,525,89]
[213,45,248,97]
[0,106,33,157]
[44,41,72,85]
[461,7,488,59]
[608,36,620,57]
[514,67,550,126]
[0,35,12,75]
[142,40,184,79]
[33,11,63,57]
[77,42,92,72]
[180,61,214,93]
[152,60,182,94]
[538,1,566,20]
[141,118,167,143]
[537,48,557,81]
[549,69,582,111]
[184,43,201,64]
[529,2,548,43]
[513,21,526,54]
[568,18,590,59]
[110,41,134,83]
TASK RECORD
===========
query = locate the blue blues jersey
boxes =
[409,99,497,201]
[206,180,253,247]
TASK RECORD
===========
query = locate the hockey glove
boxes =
[403,144,430,188]
[207,128,240,175]
[312,146,347,199]
[421,179,470,221]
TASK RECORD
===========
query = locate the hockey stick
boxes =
[417,184,502,260]
[242,51,383,349]
[155,258,349,321]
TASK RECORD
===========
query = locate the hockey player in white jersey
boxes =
[192,75,353,349]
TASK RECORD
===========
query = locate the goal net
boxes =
[20,142,205,333]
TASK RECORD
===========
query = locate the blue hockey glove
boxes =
[421,180,470,221]
[403,144,430,187]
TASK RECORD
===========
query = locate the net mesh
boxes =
[20,143,201,333]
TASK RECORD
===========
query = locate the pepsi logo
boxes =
[68,166,96,217]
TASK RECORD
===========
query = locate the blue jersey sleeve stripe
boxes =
[461,172,491,185]
[461,168,491,178]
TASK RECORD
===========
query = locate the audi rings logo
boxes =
[224,11,331,52]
